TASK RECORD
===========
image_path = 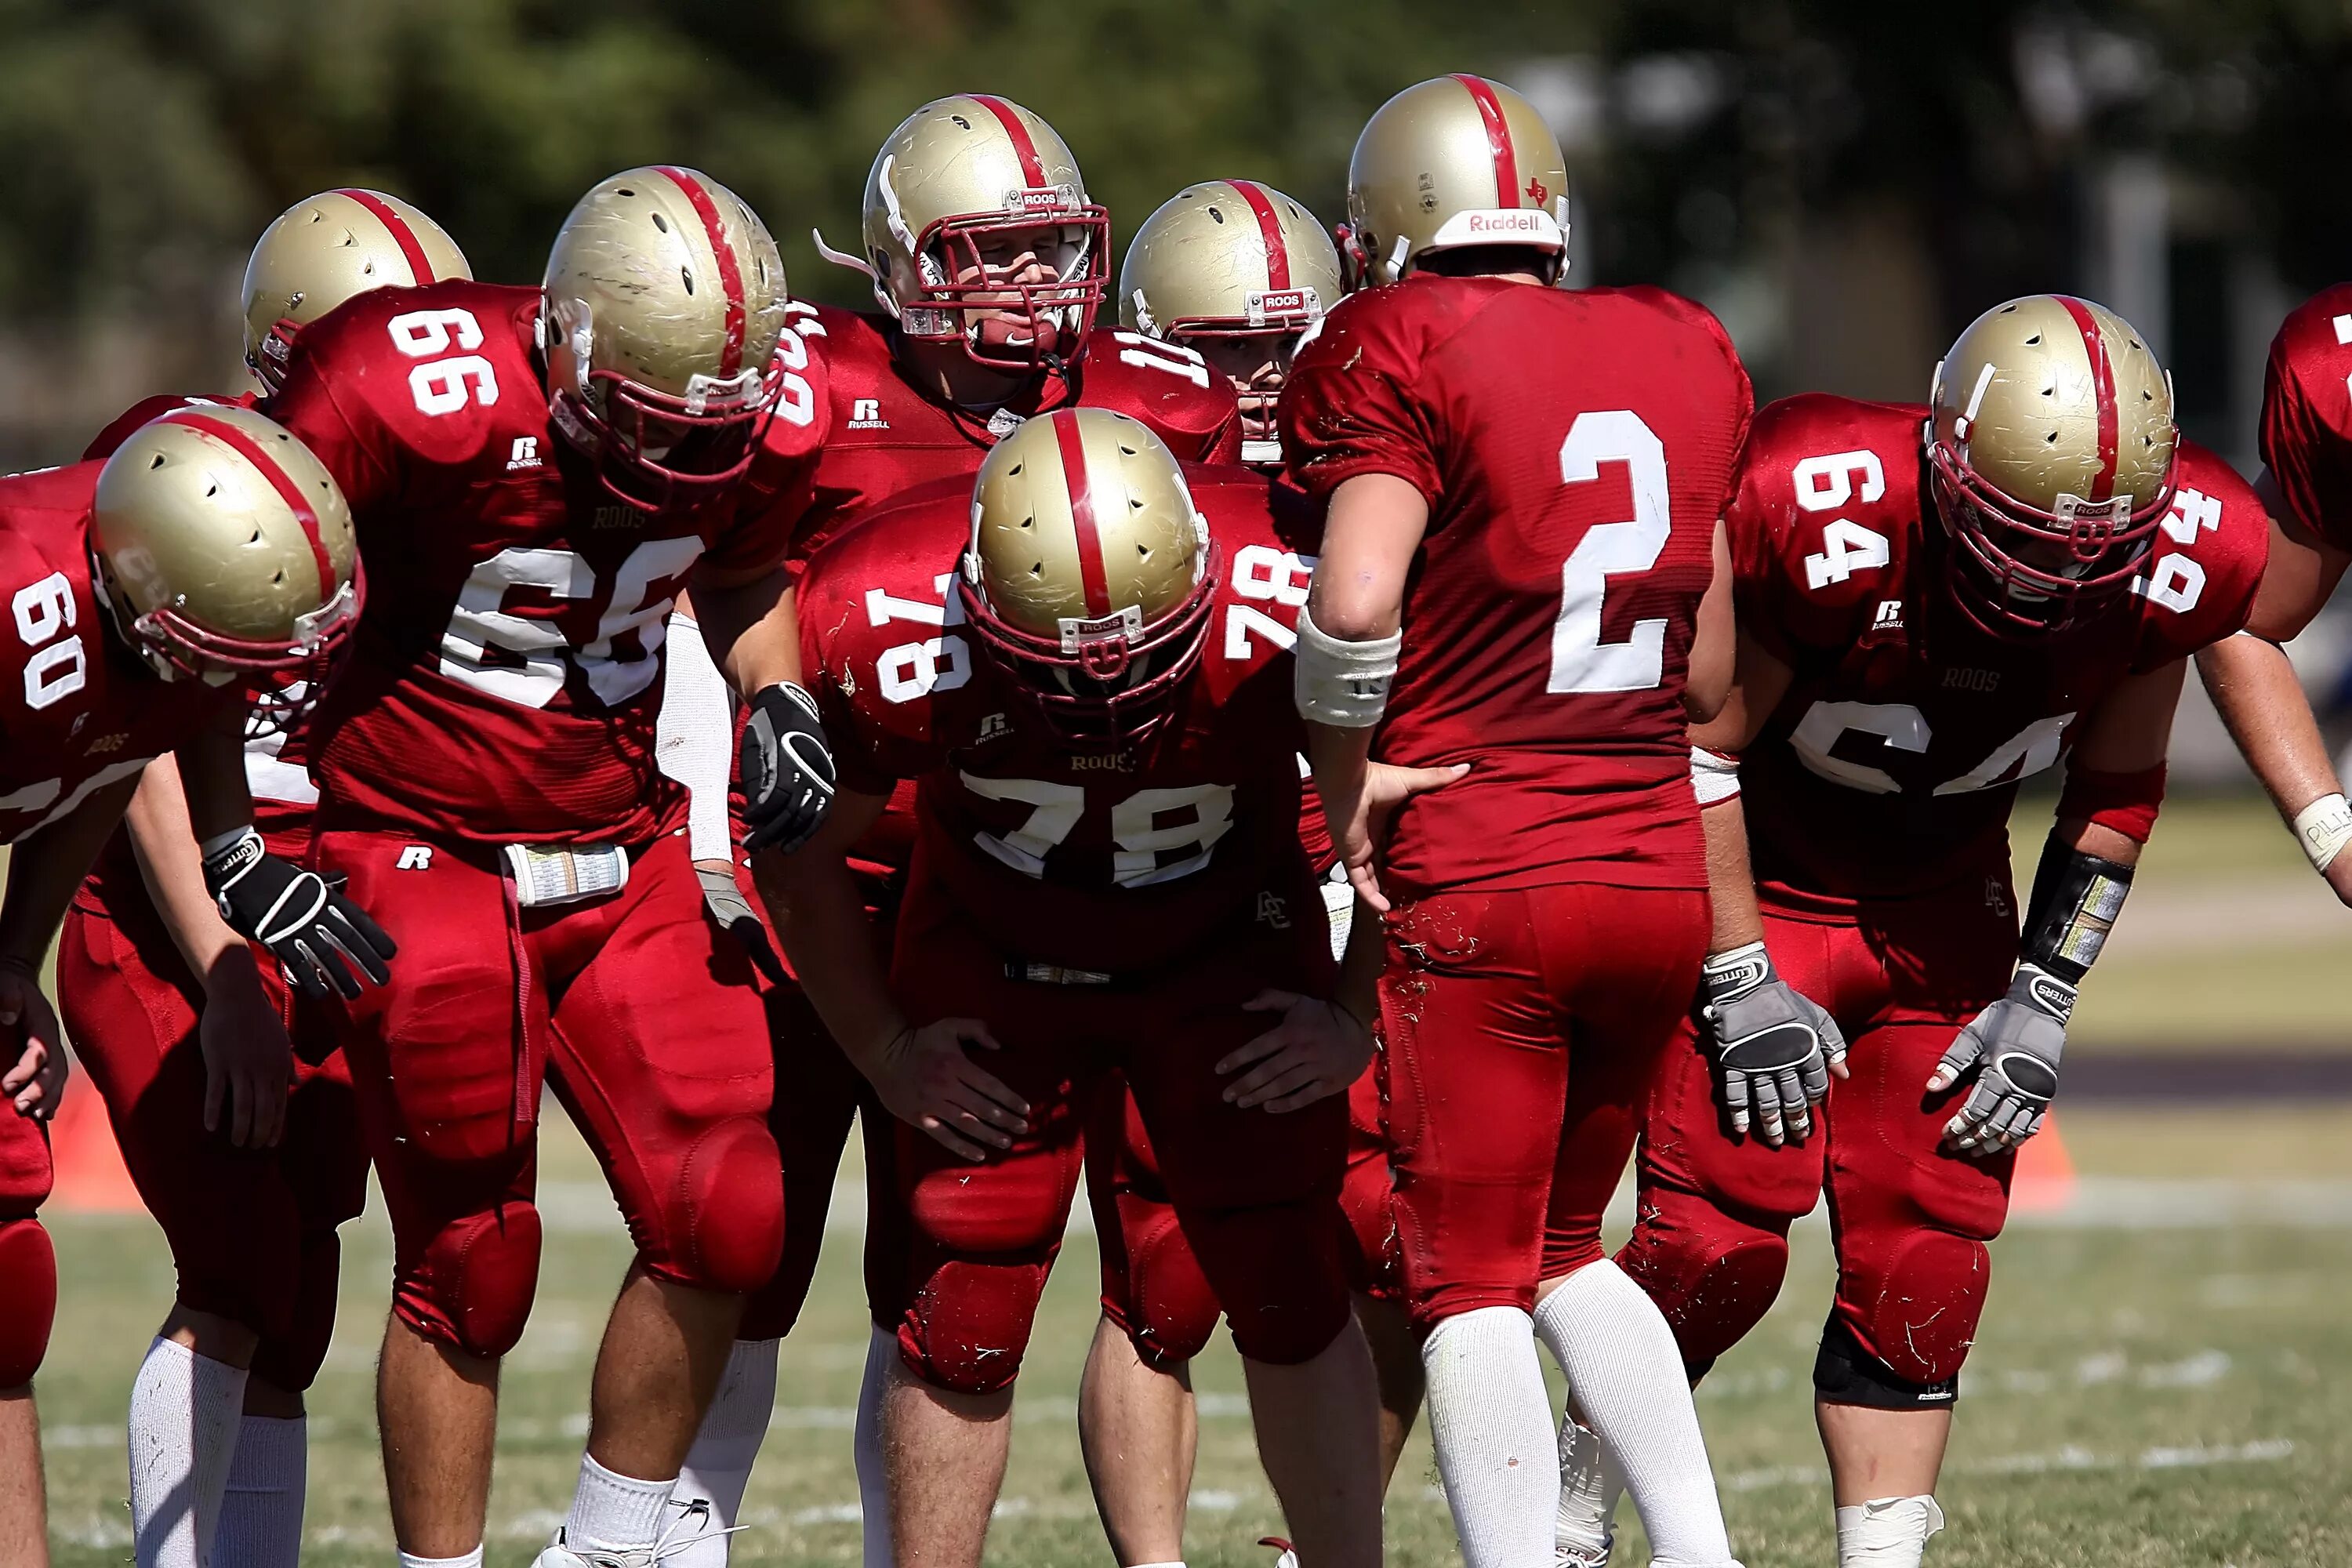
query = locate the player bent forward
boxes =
[761,410,1403,1568]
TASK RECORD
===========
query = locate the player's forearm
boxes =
[173,714,257,846]
[1307,473,1425,641]
[761,853,903,1069]
[0,775,142,971]
[688,568,803,698]
[123,755,255,987]
[1700,798,1766,954]
[2197,633,2347,822]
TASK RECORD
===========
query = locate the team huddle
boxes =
[1,68,2348,1568]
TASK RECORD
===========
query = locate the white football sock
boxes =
[1127,1561,1188,1568]
[397,1551,484,1568]
[1835,1495,1944,1567]
[565,1452,676,1554]
[1534,1262,1737,1568]
[1555,1413,1624,1565]
[669,1338,780,1566]
[214,1413,305,1568]
[127,1336,249,1568]
[856,1323,897,1568]
[1421,1305,1559,1568]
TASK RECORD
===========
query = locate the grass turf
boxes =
[34,1102,2352,1567]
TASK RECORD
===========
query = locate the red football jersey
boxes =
[0,464,223,845]
[1729,394,2268,906]
[762,304,1241,568]
[269,279,826,845]
[2259,283,2352,552]
[800,464,1322,972]
[1281,276,1755,898]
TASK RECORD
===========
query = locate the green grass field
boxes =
[28,792,2352,1565]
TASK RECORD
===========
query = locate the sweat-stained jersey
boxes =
[2259,283,2352,552]
[1281,275,1754,899]
[0,463,226,844]
[268,279,826,845]
[800,463,1323,973]
[1729,394,2268,908]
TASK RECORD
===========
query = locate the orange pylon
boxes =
[48,1077,141,1214]
[2010,1109,2077,1213]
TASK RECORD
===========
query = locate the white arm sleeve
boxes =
[656,612,738,865]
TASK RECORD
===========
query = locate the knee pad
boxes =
[1814,1312,1960,1410]
[898,1255,1053,1395]
[1617,1188,1791,1370]
[400,1201,543,1359]
[1837,1227,1989,1388]
[1107,1207,1221,1369]
[0,1218,56,1388]
[673,1116,786,1296]
[1188,1202,1349,1367]
[252,1230,343,1395]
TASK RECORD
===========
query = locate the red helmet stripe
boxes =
[1230,181,1292,292]
[1051,410,1112,618]
[1453,74,1520,210]
[655,166,747,377]
[157,412,334,598]
[336,189,437,285]
[970,95,1048,188]
[2056,295,2119,503]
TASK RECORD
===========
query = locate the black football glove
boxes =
[698,863,787,985]
[739,681,837,853]
[1698,941,1846,1146]
[202,828,397,1000]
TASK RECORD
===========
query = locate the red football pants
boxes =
[0,1072,52,1388]
[1379,883,1709,1332]
[58,899,364,1391]
[316,829,782,1358]
[1088,1063,1398,1370]
[888,879,1350,1395]
[1616,889,2017,1388]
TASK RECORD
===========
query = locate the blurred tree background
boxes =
[0,0,2347,470]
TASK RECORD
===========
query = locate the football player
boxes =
[1281,74,1749,1568]
[658,95,1240,1567]
[766,408,1420,1568]
[2196,286,2352,897]
[0,408,372,1568]
[1091,178,1421,1568]
[1607,297,2267,1568]
[266,166,828,1568]
[58,187,465,1568]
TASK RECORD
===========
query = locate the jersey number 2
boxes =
[1549,410,1672,694]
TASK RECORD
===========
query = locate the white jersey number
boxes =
[388,308,499,416]
[12,571,85,711]
[1549,410,1672,694]
[438,536,702,709]
[963,775,1236,887]
[2130,486,2225,615]
[868,573,972,704]
[1791,701,2075,796]
[1224,543,1314,661]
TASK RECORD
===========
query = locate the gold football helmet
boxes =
[959,408,1216,746]
[543,165,792,510]
[1118,180,1344,463]
[848,95,1109,371]
[1344,74,1570,288]
[242,189,471,390]
[1928,294,2177,636]
[90,405,361,731]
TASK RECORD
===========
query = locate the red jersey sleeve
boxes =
[1279,287,1447,506]
[2259,285,2352,552]
[82,392,259,463]
[1073,331,1244,463]
[706,310,833,576]
[2129,441,2270,670]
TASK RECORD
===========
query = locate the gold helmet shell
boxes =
[959,408,1216,746]
[91,405,360,728]
[1927,294,2178,636]
[543,165,791,509]
[1344,74,1570,287]
[241,189,471,390]
[854,95,1109,370]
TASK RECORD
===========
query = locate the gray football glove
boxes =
[1932,962,2071,1157]
[1698,941,1845,1147]
[697,864,786,987]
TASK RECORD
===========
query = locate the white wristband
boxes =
[1691,746,1741,805]
[2292,792,2352,873]
[1294,603,1401,728]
